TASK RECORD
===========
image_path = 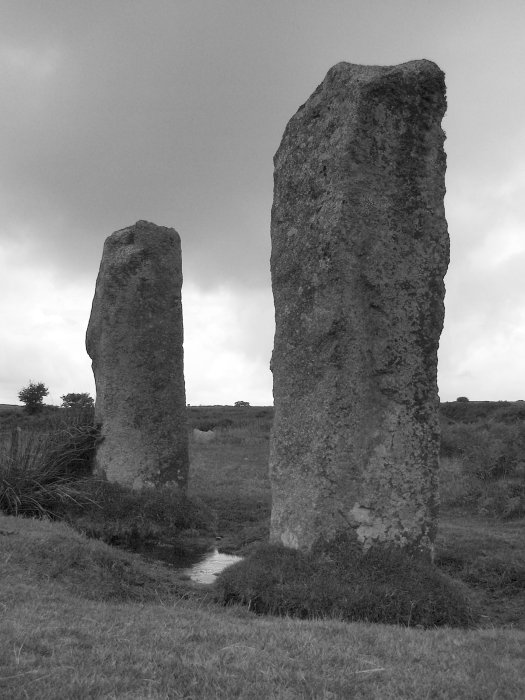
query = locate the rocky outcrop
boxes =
[269,61,449,558]
[86,220,188,490]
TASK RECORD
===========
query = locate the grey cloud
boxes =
[3,1,525,403]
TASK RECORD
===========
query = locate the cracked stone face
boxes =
[269,61,449,558]
[86,220,189,490]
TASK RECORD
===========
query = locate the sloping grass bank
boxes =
[2,514,525,700]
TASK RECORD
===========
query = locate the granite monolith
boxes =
[269,61,449,558]
[86,220,188,490]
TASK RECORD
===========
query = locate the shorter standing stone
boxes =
[86,220,189,490]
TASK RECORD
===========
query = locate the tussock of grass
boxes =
[216,538,477,628]
[0,426,97,517]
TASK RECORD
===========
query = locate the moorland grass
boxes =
[439,406,525,518]
[2,514,525,700]
[188,421,271,553]
[2,405,525,629]
[1,404,525,697]
[436,515,525,629]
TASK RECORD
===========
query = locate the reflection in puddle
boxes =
[132,543,243,584]
[184,549,243,584]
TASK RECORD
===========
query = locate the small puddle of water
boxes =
[132,543,243,584]
[184,549,243,584]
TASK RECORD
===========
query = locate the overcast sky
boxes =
[1,0,524,406]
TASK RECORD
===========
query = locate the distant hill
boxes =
[0,404,22,413]
[440,401,525,424]
[2,401,525,429]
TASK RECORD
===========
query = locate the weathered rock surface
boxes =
[86,220,188,490]
[269,61,449,558]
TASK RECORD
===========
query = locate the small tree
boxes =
[18,381,49,414]
[456,396,470,403]
[60,392,94,410]
[234,400,250,407]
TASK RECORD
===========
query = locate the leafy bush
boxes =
[18,380,49,414]
[60,392,95,410]
[215,536,477,628]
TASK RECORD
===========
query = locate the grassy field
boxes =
[1,404,525,698]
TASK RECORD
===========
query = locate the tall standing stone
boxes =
[86,220,188,490]
[270,61,449,558]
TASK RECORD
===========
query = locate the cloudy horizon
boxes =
[2,1,525,407]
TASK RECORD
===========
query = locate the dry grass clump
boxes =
[0,423,97,517]
[216,535,477,628]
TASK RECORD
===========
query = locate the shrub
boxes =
[456,396,470,403]
[18,380,49,414]
[215,536,477,628]
[60,392,95,410]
